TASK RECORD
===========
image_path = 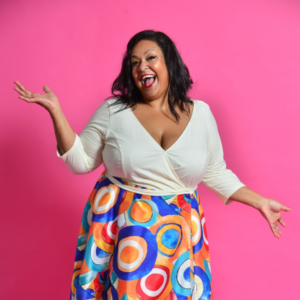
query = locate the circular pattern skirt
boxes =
[70,170,213,300]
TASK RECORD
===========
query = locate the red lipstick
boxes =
[141,74,156,88]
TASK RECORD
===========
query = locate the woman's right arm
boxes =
[50,109,76,155]
[14,81,75,155]
[13,81,109,174]
[51,107,76,156]
[14,81,76,155]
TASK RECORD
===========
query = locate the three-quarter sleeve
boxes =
[201,106,246,205]
[56,100,110,174]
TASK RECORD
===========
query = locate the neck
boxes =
[140,90,170,112]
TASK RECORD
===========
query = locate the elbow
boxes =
[67,165,93,175]
[68,160,102,175]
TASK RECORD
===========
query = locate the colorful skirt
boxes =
[70,170,213,300]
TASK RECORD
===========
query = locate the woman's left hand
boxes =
[257,198,292,239]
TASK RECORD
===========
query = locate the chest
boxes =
[102,100,210,187]
[131,103,194,152]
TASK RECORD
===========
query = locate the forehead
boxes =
[131,40,162,57]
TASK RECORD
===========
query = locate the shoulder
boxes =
[88,99,115,123]
[104,97,129,114]
[191,99,209,107]
[93,97,124,115]
[190,99,216,131]
[92,99,109,116]
[105,97,119,106]
[190,99,211,115]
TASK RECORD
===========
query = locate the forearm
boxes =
[50,108,76,155]
[229,186,266,209]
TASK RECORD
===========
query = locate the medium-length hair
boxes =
[107,30,193,121]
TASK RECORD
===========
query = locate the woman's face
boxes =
[130,40,169,102]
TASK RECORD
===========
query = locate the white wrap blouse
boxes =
[57,98,245,205]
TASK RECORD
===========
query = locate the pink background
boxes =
[1,0,299,299]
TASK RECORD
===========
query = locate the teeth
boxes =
[141,75,155,80]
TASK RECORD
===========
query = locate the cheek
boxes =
[160,69,169,86]
[156,64,169,86]
[132,72,140,86]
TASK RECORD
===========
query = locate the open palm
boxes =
[13,80,60,113]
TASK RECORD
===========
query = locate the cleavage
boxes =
[131,103,193,151]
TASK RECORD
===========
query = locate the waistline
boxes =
[101,170,197,196]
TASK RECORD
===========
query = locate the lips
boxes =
[141,74,156,88]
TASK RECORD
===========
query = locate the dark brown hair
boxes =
[107,30,193,121]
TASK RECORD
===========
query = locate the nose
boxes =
[139,60,148,71]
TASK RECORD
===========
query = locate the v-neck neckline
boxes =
[129,100,195,153]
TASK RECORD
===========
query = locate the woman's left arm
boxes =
[229,186,292,239]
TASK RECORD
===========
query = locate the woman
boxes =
[14,30,291,300]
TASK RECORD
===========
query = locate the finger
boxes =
[281,205,292,211]
[274,229,281,239]
[18,95,38,103]
[14,81,28,92]
[14,86,27,96]
[270,222,281,239]
[278,218,286,227]
[14,81,33,97]
[14,80,22,87]
[14,86,32,97]
[43,85,51,93]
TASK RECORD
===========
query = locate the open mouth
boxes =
[141,75,156,88]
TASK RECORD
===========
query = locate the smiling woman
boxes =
[131,41,169,94]
[14,29,291,300]
[110,30,194,122]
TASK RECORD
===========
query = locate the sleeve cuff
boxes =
[56,133,79,159]
[222,183,246,206]
[202,181,246,206]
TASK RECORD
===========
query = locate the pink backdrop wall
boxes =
[1,0,299,299]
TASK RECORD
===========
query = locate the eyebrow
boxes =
[131,48,155,59]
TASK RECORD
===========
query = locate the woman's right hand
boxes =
[14,80,61,115]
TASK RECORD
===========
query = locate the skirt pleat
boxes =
[70,171,213,300]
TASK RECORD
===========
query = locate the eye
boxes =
[147,56,157,61]
[131,61,139,67]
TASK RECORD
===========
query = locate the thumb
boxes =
[281,205,292,211]
[43,85,51,93]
